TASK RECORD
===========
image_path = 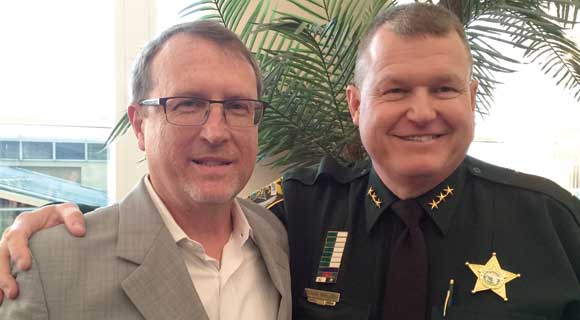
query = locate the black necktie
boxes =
[383,199,428,320]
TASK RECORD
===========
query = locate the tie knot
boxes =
[391,199,424,228]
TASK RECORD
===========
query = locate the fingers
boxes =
[58,203,86,237]
[0,229,19,302]
[3,222,33,272]
[0,202,86,303]
[6,210,45,271]
[4,203,85,271]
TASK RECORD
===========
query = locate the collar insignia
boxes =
[428,185,454,210]
[315,231,348,284]
[367,186,382,208]
[465,252,521,301]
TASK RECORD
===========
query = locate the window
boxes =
[21,142,53,160]
[0,1,114,233]
[55,142,85,160]
[0,141,19,159]
[87,143,108,161]
[21,166,82,184]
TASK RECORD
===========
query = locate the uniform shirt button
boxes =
[473,167,482,174]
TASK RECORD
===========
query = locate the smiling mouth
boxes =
[192,159,233,166]
[398,135,443,142]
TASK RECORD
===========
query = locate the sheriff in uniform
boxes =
[249,3,580,320]
[251,156,580,319]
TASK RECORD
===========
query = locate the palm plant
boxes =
[107,0,580,169]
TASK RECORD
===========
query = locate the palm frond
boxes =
[253,1,398,166]
[544,0,580,26]
[179,0,247,30]
[453,0,580,113]
[104,113,130,147]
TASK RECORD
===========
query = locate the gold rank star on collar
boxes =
[367,186,382,208]
[465,252,521,301]
[428,185,454,210]
[444,186,454,195]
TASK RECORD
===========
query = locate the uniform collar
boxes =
[365,161,467,235]
[415,163,466,235]
[365,167,398,233]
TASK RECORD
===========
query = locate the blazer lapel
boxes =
[240,199,291,320]
[116,178,209,320]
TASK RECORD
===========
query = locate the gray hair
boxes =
[354,3,472,87]
[131,20,262,103]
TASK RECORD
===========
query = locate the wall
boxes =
[113,0,156,201]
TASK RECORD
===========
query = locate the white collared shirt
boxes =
[145,177,280,320]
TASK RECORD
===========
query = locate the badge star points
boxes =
[437,192,446,202]
[465,252,521,301]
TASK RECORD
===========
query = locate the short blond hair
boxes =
[354,3,472,87]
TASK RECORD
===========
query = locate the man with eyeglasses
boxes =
[0,20,290,320]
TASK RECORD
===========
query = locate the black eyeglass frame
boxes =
[138,96,269,127]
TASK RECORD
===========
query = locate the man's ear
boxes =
[469,79,479,112]
[346,84,362,126]
[127,104,146,151]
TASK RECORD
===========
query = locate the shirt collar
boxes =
[231,199,254,245]
[144,175,253,246]
[364,160,467,235]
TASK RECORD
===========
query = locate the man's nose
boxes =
[199,104,230,144]
[406,90,437,124]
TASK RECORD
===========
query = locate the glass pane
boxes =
[21,166,82,184]
[0,197,31,234]
[22,142,53,160]
[87,143,108,161]
[55,142,85,160]
[0,141,19,159]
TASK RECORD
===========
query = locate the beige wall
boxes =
[113,0,155,201]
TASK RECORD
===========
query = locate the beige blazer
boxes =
[0,178,291,320]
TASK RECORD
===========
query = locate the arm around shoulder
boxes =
[0,253,48,320]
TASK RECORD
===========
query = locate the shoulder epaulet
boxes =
[465,156,580,212]
[248,177,284,209]
[283,156,370,185]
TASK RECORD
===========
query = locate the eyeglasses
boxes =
[139,96,268,127]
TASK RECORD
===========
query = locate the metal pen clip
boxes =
[443,279,454,318]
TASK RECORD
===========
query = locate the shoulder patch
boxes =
[248,177,284,209]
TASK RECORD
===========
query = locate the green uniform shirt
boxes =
[251,156,580,319]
